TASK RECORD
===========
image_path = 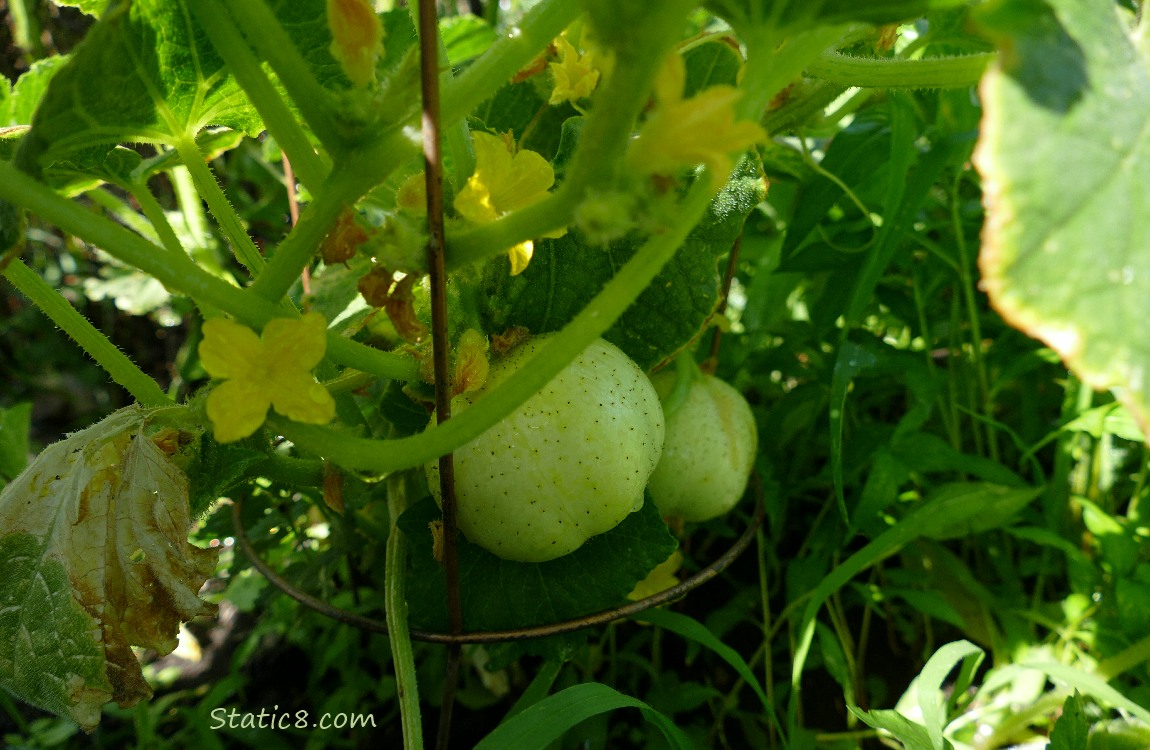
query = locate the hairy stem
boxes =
[2,259,171,408]
[806,51,995,90]
[173,134,267,277]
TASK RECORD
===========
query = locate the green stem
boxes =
[173,134,267,277]
[222,0,344,152]
[951,174,999,462]
[741,25,850,122]
[806,51,995,90]
[445,189,571,269]
[248,164,368,302]
[191,0,330,191]
[440,0,579,128]
[0,161,418,382]
[84,187,159,239]
[385,471,424,750]
[127,181,188,259]
[2,259,171,408]
[271,177,717,472]
[171,165,231,279]
[247,452,324,487]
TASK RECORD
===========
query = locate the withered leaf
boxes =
[0,407,217,731]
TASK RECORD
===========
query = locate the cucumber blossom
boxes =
[428,334,665,562]
[647,371,757,522]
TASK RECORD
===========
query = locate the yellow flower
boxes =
[549,36,601,106]
[199,312,336,443]
[454,131,561,275]
[328,0,384,87]
[627,53,766,187]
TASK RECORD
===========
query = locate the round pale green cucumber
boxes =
[647,372,757,522]
[428,334,664,562]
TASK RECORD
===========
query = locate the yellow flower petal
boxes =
[653,52,686,107]
[492,150,555,213]
[627,84,766,183]
[269,372,337,425]
[454,178,500,225]
[508,240,534,276]
[262,312,329,372]
[206,380,271,443]
[199,318,262,380]
[454,132,554,222]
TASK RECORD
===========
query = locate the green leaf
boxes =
[791,483,1040,706]
[636,608,778,721]
[474,683,694,750]
[0,407,217,731]
[185,438,266,517]
[482,156,765,369]
[442,15,498,67]
[911,482,1042,541]
[17,0,262,177]
[0,56,70,127]
[915,641,983,750]
[398,494,677,634]
[850,707,949,750]
[49,0,109,16]
[1050,692,1091,750]
[976,0,1150,435]
[0,402,32,487]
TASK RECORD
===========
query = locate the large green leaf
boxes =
[398,493,677,634]
[0,407,217,731]
[975,0,1150,433]
[17,0,262,176]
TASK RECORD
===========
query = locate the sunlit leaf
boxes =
[17,0,262,176]
[976,0,1150,435]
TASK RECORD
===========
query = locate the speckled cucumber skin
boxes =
[647,373,757,522]
[428,335,665,562]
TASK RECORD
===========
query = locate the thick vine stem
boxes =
[2,259,171,408]
[0,161,419,382]
[806,51,995,90]
[230,476,766,644]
